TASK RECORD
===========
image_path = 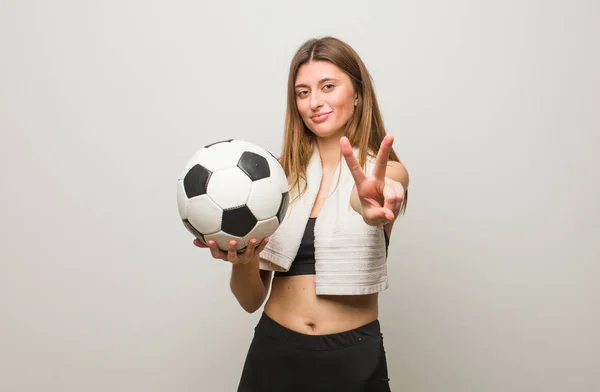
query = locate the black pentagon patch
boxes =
[183,164,212,198]
[205,139,233,148]
[182,219,206,244]
[237,151,270,181]
[277,192,289,223]
[222,206,257,237]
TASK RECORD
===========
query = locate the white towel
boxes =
[259,146,388,295]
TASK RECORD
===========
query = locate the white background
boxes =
[1,0,598,391]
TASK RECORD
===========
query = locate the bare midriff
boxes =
[264,274,379,335]
[263,164,379,335]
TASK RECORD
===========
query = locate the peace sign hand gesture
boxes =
[341,135,405,227]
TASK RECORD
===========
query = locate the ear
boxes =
[354,94,359,107]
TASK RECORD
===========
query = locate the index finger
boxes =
[372,135,394,180]
[340,136,366,185]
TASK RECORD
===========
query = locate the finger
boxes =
[381,208,395,222]
[228,240,238,263]
[386,180,405,216]
[369,203,394,222]
[373,135,394,181]
[340,136,366,186]
[392,182,405,216]
[360,205,384,224]
[208,240,226,260]
[193,239,208,248]
[382,182,399,217]
[374,208,393,225]
[383,198,397,219]
[255,237,269,254]
[243,238,257,264]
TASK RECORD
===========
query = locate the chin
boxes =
[308,125,344,140]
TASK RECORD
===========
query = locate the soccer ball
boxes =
[177,139,289,253]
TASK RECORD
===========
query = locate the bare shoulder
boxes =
[386,160,409,189]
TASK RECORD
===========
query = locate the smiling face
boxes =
[294,61,358,140]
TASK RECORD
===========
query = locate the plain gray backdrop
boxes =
[1,0,598,391]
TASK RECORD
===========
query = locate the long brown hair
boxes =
[279,36,407,213]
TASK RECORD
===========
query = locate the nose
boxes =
[309,91,323,111]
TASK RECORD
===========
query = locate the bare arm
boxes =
[194,237,272,313]
[230,255,273,313]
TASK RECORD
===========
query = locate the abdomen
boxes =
[264,274,379,335]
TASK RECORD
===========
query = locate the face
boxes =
[294,61,358,140]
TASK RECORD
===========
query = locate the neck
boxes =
[316,132,344,170]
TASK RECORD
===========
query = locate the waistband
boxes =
[255,312,381,351]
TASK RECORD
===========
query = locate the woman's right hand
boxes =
[193,237,269,266]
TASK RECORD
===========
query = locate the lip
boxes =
[311,111,333,123]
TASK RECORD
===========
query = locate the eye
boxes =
[323,84,335,91]
[296,90,308,98]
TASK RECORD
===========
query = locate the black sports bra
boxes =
[274,217,390,277]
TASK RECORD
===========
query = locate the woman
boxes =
[194,36,409,391]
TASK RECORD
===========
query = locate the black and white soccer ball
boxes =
[177,139,289,252]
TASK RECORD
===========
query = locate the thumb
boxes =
[377,207,394,222]
[364,206,392,224]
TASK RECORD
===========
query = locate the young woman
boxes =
[194,36,409,391]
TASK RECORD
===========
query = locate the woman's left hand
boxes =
[341,135,405,226]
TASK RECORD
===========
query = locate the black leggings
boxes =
[237,312,391,392]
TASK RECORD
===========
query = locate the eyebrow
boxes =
[294,78,340,89]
